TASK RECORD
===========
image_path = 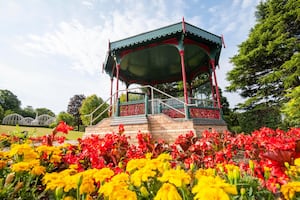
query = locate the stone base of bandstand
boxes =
[83,114,227,144]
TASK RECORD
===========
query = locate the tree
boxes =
[237,105,282,133]
[56,112,75,127]
[19,106,36,118]
[35,108,55,117]
[67,94,85,130]
[80,95,108,126]
[226,0,300,110]
[0,89,21,112]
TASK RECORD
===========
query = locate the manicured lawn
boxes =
[0,125,83,140]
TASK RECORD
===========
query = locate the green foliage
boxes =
[35,108,55,117]
[282,86,300,127]
[19,106,36,118]
[226,0,300,110]
[56,112,75,126]
[80,94,108,126]
[119,93,144,103]
[237,104,282,133]
[0,89,21,112]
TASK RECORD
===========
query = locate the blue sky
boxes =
[0,0,261,114]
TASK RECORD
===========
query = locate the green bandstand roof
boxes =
[104,21,223,85]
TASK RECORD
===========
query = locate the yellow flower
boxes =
[194,168,216,179]
[156,153,172,162]
[111,172,129,183]
[9,143,39,161]
[30,165,46,176]
[281,181,300,200]
[193,187,230,200]
[80,176,95,195]
[154,183,182,200]
[158,168,191,187]
[109,188,137,200]
[49,154,61,163]
[126,158,147,172]
[294,158,300,167]
[43,172,66,191]
[0,151,9,159]
[145,153,152,159]
[99,172,129,197]
[63,174,79,192]
[192,174,237,199]
[11,161,31,172]
[130,167,156,187]
[93,168,114,183]
[36,145,62,163]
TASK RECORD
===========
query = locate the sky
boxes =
[0,0,262,115]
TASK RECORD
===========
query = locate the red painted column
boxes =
[211,60,221,109]
[179,50,188,104]
[109,77,113,116]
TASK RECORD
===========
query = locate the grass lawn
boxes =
[0,125,83,140]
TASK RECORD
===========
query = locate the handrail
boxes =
[86,85,217,125]
[85,96,113,125]
[158,99,185,116]
[90,105,111,125]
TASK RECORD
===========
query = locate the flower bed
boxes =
[1,122,300,199]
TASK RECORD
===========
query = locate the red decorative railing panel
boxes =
[162,108,185,118]
[120,103,145,116]
[162,107,220,119]
[189,107,220,119]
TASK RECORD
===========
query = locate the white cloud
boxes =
[15,20,103,74]
[14,1,184,76]
[81,0,95,9]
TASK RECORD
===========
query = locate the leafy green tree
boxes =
[0,89,21,112]
[67,94,86,130]
[237,105,282,133]
[19,106,36,118]
[80,95,108,126]
[119,93,144,103]
[226,0,300,110]
[56,112,75,127]
[35,108,55,117]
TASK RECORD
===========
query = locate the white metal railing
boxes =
[86,85,218,125]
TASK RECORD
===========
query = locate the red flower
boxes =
[119,124,125,134]
[55,121,73,134]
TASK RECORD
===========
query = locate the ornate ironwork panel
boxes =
[120,103,145,116]
[189,107,220,119]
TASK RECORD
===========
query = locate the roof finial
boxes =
[182,17,186,34]
[221,34,226,48]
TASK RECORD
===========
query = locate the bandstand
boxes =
[84,20,227,143]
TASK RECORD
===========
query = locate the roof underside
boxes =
[104,21,223,85]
